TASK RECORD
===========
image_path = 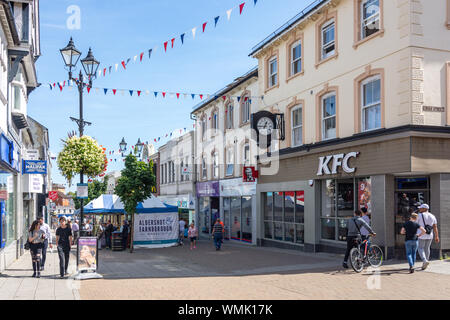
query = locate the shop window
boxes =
[361,75,381,131]
[198,197,210,235]
[241,196,252,242]
[320,178,371,242]
[262,191,305,244]
[231,197,241,240]
[0,173,15,245]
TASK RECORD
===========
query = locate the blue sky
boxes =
[28,0,311,190]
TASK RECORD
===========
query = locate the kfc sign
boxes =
[317,152,359,176]
[243,167,258,182]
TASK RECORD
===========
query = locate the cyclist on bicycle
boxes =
[343,209,376,269]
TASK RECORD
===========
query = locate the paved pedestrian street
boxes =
[0,247,79,300]
[79,241,450,300]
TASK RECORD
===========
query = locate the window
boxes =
[201,117,207,140]
[171,161,175,182]
[185,156,189,181]
[291,105,303,147]
[322,93,336,140]
[212,111,218,132]
[225,104,234,129]
[243,143,250,165]
[321,20,335,60]
[361,0,380,39]
[226,148,234,176]
[212,152,219,178]
[202,157,207,179]
[361,76,381,131]
[268,57,278,88]
[263,191,304,244]
[13,86,21,110]
[241,96,250,124]
[290,40,302,76]
[180,161,184,182]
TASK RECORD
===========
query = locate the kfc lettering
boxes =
[317,152,359,176]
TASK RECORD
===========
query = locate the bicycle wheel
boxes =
[367,244,383,268]
[349,247,364,273]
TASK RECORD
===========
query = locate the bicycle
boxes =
[349,235,383,273]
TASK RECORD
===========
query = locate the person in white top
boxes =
[178,219,186,245]
[416,204,439,270]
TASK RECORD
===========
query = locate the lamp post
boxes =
[60,38,100,236]
[119,138,143,158]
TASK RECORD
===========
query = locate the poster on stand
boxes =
[133,212,179,248]
[77,237,98,272]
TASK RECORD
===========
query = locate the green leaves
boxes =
[57,136,106,183]
[114,154,156,215]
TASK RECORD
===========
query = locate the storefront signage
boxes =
[196,181,220,197]
[220,178,256,197]
[423,106,445,113]
[23,160,47,174]
[25,174,43,193]
[243,166,258,182]
[77,237,98,272]
[317,152,359,176]
[133,212,179,248]
[25,149,39,160]
[48,191,58,201]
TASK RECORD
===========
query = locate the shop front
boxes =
[220,178,256,244]
[257,132,450,259]
[196,181,220,238]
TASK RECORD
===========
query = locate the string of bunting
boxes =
[47,80,262,103]
[85,0,259,79]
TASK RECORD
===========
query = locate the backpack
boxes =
[421,213,433,235]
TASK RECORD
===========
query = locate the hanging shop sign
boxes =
[317,152,359,176]
[25,149,39,160]
[243,166,258,182]
[77,237,98,272]
[23,160,47,174]
[48,191,58,201]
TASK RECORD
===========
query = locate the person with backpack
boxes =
[342,210,376,269]
[401,212,427,273]
[417,204,439,270]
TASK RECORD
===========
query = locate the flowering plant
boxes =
[57,136,107,183]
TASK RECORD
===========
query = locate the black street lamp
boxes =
[135,138,144,155]
[119,137,127,157]
[60,38,100,237]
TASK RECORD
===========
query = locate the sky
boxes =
[28,0,311,190]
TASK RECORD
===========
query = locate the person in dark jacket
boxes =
[342,210,376,269]
[211,219,224,251]
[105,220,113,249]
[121,220,129,250]
[401,213,426,273]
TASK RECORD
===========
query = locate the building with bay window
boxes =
[249,0,450,259]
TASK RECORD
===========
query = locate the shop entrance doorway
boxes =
[394,177,429,258]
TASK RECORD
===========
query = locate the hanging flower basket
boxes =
[57,136,107,183]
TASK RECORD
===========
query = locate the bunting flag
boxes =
[94,1,260,79]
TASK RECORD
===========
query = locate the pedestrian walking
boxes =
[360,207,371,241]
[212,219,224,251]
[178,218,186,246]
[188,223,198,250]
[417,204,439,270]
[401,212,426,273]
[342,210,376,269]
[105,220,113,249]
[38,217,52,271]
[72,220,79,245]
[28,220,45,278]
[120,220,129,250]
[56,216,73,278]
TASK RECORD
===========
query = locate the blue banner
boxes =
[23,160,47,174]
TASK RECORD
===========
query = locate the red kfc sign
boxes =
[48,191,58,201]
[243,167,258,182]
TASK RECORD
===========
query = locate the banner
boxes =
[23,160,47,174]
[133,212,179,248]
[77,237,98,272]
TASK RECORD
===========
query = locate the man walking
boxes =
[105,220,113,249]
[178,218,186,246]
[56,217,73,278]
[120,220,129,250]
[343,210,376,269]
[212,219,224,251]
[38,217,52,271]
[72,219,79,244]
[417,204,439,270]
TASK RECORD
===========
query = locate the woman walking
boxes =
[188,223,198,250]
[401,212,427,273]
[28,220,45,278]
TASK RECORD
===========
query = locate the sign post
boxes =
[74,237,103,280]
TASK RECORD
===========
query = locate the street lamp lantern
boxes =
[136,138,144,153]
[81,48,100,80]
[119,137,127,152]
[60,37,81,70]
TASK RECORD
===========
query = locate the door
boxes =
[223,198,231,240]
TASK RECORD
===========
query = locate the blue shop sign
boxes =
[0,133,19,172]
[23,160,47,174]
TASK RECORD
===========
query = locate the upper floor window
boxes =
[185,156,190,181]
[213,152,219,178]
[268,57,278,88]
[361,76,381,131]
[201,117,207,140]
[180,161,184,182]
[241,96,251,124]
[226,148,234,176]
[243,143,250,165]
[202,157,207,180]
[212,111,218,132]
[225,104,234,129]
[322,93,336,140]
[291,105,303,147]
[321,20,335,60]
[13,85,21,110]
[290,40,302,76]
[361,0,380,39]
